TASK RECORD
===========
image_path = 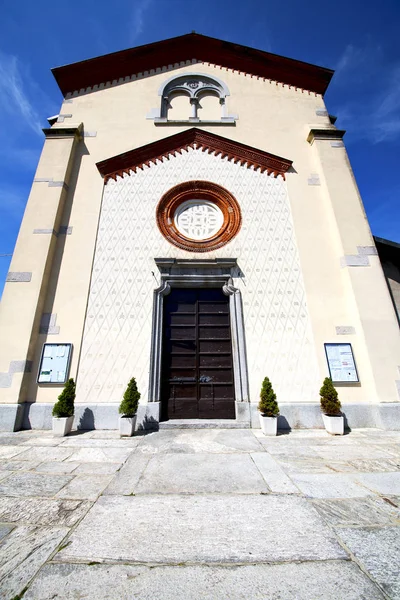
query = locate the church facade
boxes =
[1,33,400,431]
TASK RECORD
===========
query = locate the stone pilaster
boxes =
[0,124,83,412]
[308,128,400,403]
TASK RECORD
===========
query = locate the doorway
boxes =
[161,288,236,420]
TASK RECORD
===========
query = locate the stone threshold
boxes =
[159,419,250,429]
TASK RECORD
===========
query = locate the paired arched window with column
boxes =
[147,73,237,124]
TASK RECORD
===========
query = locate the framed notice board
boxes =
[324,343,359,383]
[37,343,72,384]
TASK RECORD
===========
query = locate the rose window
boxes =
[174,200,224,241]
[156,181,241,252]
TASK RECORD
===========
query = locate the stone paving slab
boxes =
[72,462,121,475]
[250,452,300,494]
[274,457,339,474]
[20,437,64,447]
[65,447,134,463]
[353,472,400,495]
[0,525,68,600]
[58,495,347,564]
[0,497,92,527]
[35,462,80,474]
[291,473,375,498]
[0,427,399,598]
[264,446,323,459]
[60,437,140,448]
[23,560,385,600]
[0,445,29,459]
[56,474,114,501]
[0,436,27,446]
[0,524,14,542]
[348,459,400,472]
[0,460,43,471]
[14,446,76,462]
[0,472,73,497]
[337,526,400,599]
[136,453,268,494]
[312,497,400,527]
[315,445,396,461]
[103,453,150,495]
[137,429,264,454]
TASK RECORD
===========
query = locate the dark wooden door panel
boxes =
[161,288,235,420]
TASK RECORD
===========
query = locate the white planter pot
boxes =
[322,413,344,435]
[119,415,137,437]
[259,414,278,436]
[52,416,74,437]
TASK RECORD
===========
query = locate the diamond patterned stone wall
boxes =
[76,147,319,406]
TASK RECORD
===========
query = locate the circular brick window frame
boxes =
[156,180,242,252]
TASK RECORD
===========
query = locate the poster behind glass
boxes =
[37,344,72,384]
[324,343,359,383]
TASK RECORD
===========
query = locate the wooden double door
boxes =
[161,288,235,420]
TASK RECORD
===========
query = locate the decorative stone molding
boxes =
[0,360,32,389]
[33,229,57,236]
[33,177,69,191]
[156,180,242,252]
[154,119,236,127]
[6,272,32,282]
[357,246,378,256]
[97,128,292,182]
[307,174,321,185]
[42,123,83,140]
[307,128,346,144]
[148,258,250,418]
[340,255,370,267]
[39,313,60,335]
[33,226,72,236]
[340,246,377,268]
[336,326,356,335]
[57,114,73,123]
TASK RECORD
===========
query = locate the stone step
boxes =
[159,419,250,429]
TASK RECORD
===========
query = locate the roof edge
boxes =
[96,128,292,181]
[52,33,333,97]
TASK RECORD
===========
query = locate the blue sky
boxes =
[1,0,399,296]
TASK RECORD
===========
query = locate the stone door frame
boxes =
[148,258,250,423]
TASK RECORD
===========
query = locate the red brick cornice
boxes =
[96,128,292,182]
[52,34,333,97]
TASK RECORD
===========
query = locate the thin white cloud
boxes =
[0,184,27,221]
[0,51,42,135]
[333,43,400,144]
[129,0,153,43]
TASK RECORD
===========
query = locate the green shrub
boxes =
[258,377,279,417]
[119,377,140,417]
[319,377,341,415]
[52,378,75,418]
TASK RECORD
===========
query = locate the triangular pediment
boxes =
[96,128,292,182]
[52,33,333,97]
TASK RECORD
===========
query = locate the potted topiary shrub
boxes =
[258,377,279,436]
[320,377,344,435]
[119,377,140,437]
[52,378,75,436]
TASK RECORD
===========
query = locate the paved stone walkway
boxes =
[0,428,399,599]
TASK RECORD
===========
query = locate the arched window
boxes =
[147,73,237,124]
